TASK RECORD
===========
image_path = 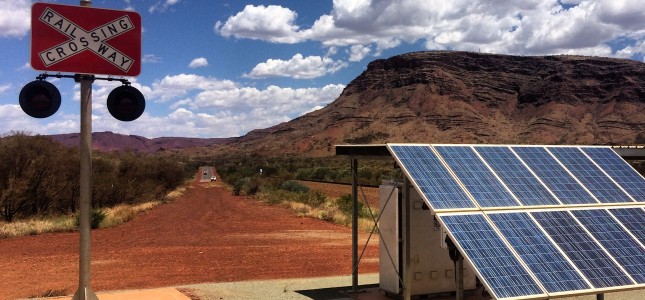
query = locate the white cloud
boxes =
[0,104,38,132]
[616,40,645,59]
[31,81,344,138]
[348,45,371,61]
[142,54,162,64]
[149,0,181,13]
[243,54,348,79]
[188,57,208,68]
[21,73,343,138]
[17,63,31,71]
[123,0,135,11]
[0,0,30,38]
[216,5,302,43]
[148,74,238,102]
[0,84,10,95]
[188,84,345,114]
[215,0,645,60]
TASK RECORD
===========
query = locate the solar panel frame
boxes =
[570,208,645,284]
[387,144,478,211]
[531,210,636,288]
[438,212,547,299]
[608,207,645,245]
[434,145,521,208]
[383,143,645,299]
[582,147,645,202]
[474,146,561,207]
[547,147,634,204]
[486,211,593,294]
[511,146,599,205]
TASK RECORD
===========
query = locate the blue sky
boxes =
[1,0,644,138]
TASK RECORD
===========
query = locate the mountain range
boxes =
[48,51,645,156]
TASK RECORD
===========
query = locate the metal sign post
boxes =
[75,3,95,300]
[72,2,97,300]
[73,74,97,300]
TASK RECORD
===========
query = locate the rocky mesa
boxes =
[232,51,645,156]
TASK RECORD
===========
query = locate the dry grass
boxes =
[277,198,378,233]
[166,184,189,199]
[0,216,76,238]
[0,184,189,238]
[100,201,161,228]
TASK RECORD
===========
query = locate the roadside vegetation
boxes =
[9,130,645,238]
[0,132,192,237]
[213,155,403,231]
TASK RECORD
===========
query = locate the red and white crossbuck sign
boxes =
[31,3,141,76]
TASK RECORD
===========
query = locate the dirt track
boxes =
[0,174,378,299]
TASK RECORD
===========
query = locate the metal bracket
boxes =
[36,73,131,85]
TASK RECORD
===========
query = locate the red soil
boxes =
[0,174,378,299]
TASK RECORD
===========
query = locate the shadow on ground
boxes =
[295,284,379,300]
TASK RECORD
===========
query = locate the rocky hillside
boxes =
[229,51,645,156]
[48,52,645,156]
[49,131,237,153]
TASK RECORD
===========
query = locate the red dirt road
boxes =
[0,177,378,299]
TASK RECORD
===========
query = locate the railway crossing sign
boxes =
[31,3,141,76]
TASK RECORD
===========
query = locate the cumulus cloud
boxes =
[188,57,208,68]
[215,0,645,60]
[46,75,344,138]
[348,45,371,61]
[616,40,645,59]
[23,73,342,138]
[0,104,38,132]
[215,5,302,43]
[148,74,238,102]
[0,0,30,38]
[243,54,348,79]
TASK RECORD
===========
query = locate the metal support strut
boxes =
[351,158,359,293]
[36,73,132,86]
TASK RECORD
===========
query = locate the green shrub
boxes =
[280,180,310,193]
[232,177,261,196]
[243,177,260,195]
[74,208,106,229]
[263,189,291,205]
[296,190,327,207]
[232,177,249,196]
[336,194,369,218]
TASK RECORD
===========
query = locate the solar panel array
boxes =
[387,144,645,299]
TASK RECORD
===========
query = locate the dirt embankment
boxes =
[0,174,378,299]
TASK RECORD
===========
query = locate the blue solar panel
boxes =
[439,214,544,299]
[435,146,520,208]
[547,147,633,203]
[488,212,591,293]
[389,145,476,210]
[512,147,597,205]
[609,207,645,244]
[475,146,560,206]
[572,209,645,283]
[583,147,645,202]
[531,210,634,288]
[388,144,645,299]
